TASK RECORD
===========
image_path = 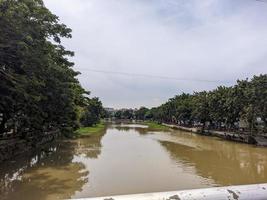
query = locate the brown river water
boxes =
[1,123,267,200]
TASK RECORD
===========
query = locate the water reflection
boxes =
[72,127,214,198]
[1,124,267,199]
[158,130,267,186]
[110,126,150,135]
[75,129,106,159]
[0,129,106,200]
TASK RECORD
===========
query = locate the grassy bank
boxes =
[75,122,106,137]
[143,121,169,131]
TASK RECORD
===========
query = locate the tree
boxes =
[192,91,211,129]
[122,109,134,120]
[146,74,266,134]
[208,86,230,128]
[237,75,267,132]
[80,98,103,127]
[114,110,123,119]
[0,0,87,138]
[135,107,149,120]
[173,93,194,125]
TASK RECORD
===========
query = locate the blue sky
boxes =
[44,0,267,108]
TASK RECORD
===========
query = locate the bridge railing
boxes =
[72,183,267,200]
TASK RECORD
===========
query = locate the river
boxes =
[1,123,267,200]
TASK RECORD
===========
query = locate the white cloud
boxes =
[44,0,267,108]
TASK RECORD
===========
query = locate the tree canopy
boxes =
[0,0,102,138]
[135,75,267,133]
[80,97,104,127]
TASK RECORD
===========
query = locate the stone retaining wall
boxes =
[163,123,267,147]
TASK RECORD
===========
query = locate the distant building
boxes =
[104,107,115,113]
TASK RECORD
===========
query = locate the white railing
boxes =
[73,183,267,200]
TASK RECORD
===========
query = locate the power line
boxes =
[77,0,265,85]
[255,0,267,3]
[79,68,232,84]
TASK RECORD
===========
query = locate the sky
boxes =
[44,0,267,109]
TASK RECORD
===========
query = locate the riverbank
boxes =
[74,122,106,137]
[162,123,267,147]
[3,122,267,199]
[142,121,170,131]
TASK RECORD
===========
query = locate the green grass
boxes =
[143,121,169,131]
[75,122,106,137]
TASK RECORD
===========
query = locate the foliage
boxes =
[135,107,149,120]
[80,97,104,127]
[145,75,267,133]
[143,121,169,131]
[114,109,134,120]
[75,122,105,137]
[0,0,103,139]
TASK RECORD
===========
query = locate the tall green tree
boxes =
[147,74,266,134]
[135,107,149,120]
[80,98,103,127]
[192,91,211,128]
[0,0,87,138]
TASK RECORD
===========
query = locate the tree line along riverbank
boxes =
[1,0,266,163]
[161,123,267,146]
[147,75,266,136]
[107,74,267,140]
[0,0,105,162]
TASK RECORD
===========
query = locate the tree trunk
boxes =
[0,113,7,135]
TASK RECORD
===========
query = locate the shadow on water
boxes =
[158,130,267,186]
[110,126,150,135]
[110,123,169,135]
[75,128,107,159]
[0,128,107,200]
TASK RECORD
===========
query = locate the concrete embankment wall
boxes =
[163,123,267,147]
[162,123,201,133]
[0,131,60,163]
